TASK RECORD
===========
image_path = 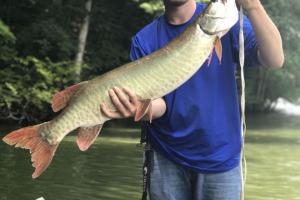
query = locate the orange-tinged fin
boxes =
[214,37,222,64]
[148,103,153,123]
[207,50,214,66]
[134,99,152,122]
[77,124,103,151]
[2,124,58,179]
[52,81,87,112]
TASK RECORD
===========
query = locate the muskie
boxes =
[3,0,238,178]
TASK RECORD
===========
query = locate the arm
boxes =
[238,0,284,69]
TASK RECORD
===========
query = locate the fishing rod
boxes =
[239,4,247,200]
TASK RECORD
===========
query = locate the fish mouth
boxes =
[199,0,238,35]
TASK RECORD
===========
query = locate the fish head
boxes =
[198,0,238,36]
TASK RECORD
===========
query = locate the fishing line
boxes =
[239,5,247,200]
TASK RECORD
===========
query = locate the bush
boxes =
[0,56,76,123]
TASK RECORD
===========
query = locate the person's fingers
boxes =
[100,102,123,119]
[122,87,139,106]
[108,88,131,117]
[113,87,136,114]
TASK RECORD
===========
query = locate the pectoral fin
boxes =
[208,37,222,66]
[207,50,214,66]
[51,81,88,112]
[214,37,222,64]
[134,99,152,122]
[77,124,103,151]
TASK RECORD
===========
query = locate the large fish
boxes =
[2,0,238,178]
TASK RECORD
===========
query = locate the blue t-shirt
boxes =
[130,3,259,173]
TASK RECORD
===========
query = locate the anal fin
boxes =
[77,124,103,151]
[52,81,87,112]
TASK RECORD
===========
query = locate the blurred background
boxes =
[0,0,299,199]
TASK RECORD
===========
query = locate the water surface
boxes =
[0,136,143,200]
[1,114,300,200]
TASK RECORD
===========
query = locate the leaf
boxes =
[0,19,16,43]
[4,82,18,96]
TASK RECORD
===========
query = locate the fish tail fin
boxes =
[2,123,58,179]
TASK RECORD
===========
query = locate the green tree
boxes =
[74,0,93,82]
[245,0,300,111]
[0,0,152,123]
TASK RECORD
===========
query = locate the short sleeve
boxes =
[130,36,148,61]
[230,15,260,68]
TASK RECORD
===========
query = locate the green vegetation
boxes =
[0,57,76,122]
[0,0,151,123]
[245,1,300,111]
[0,0,299,123]
[0,20,15,42]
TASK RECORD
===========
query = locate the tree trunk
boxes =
[74,0,92,82]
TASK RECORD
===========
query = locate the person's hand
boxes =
[100,87,141,119]
[236,0,261,13]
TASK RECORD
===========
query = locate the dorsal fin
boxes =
[51,81,87,112]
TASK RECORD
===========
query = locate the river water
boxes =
[0,136,143,200]
[0,114,300,200]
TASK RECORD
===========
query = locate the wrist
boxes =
[143,98,166,121]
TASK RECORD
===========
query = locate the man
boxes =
[101,0,284,199]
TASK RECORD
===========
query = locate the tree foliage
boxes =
[245,0,300,111]
[0,56,76,122]
[0,0,299,122]
[0,0,151,123]
[0,20,15,43]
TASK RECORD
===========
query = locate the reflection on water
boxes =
[0,137,143,200]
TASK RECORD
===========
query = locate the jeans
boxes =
[149,150,241,200]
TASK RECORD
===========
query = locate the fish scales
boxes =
[65,43,196,139]
[42,23,214,143]
[2,0,239,178]
[83,26,208,115]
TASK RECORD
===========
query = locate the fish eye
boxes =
[211,0,227,3]
[210,0,227,3]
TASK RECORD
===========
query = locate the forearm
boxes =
[142,98,166,121]
[246,2,284,69]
